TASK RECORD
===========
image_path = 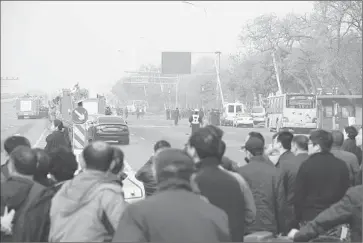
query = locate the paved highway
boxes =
[121,115,274,171]
[1,99,48,164]
[1,105,274,171]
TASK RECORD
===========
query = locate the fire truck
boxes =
[16,95,41,119]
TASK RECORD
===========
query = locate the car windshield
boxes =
[98,116,125,124]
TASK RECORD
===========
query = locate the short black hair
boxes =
[111,146,125,175]
[154,140,171,152]
[10,145,38,175]
[331,130,345,147]
[249,132,265,146]
[205,125,224,139]
[4,136,31,155]
[345,126,358,140]
[49,147,78,182]
[82,141,114,172]
[188,127,221,160]
[309,129,333,153]
[33,148,51,176]
[292,135,309,151]
[277,131,294,150]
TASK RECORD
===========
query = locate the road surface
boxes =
[1,106,274,171]
[1,99,48,164]
[121,115,274,171]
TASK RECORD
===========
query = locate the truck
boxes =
[16,97,41,119]
[82,96,106,116]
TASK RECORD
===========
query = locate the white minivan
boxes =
[221,102,245,126]
[251,106,266,127]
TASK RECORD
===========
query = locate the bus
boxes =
[126,100,149,114]
[266,93,318,134]
[221,102,245,126]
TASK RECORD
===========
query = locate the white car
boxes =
[233,113,254,128]
[122,163,145,204]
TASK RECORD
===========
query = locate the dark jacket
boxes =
[237,155,286,235]
[276,151,309,230]
[0,161,10,183]
[44,130,71,153]
[112,179,231,242]
[331,147,360,186]
[1,176,45,242]
[342,138,362,165]
[221,156,239,172]
[194,157,246,242]
[294,152,350,223]
[294,185,362,243]
[135,156,157,196]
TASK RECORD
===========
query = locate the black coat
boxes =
[194,157,246,242]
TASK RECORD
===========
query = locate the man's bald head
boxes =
[10,145,37,175]
[82,141,114,172]
[331,130,344,147]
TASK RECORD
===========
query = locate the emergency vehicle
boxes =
[221,102,245,126]
[16,96,41,119]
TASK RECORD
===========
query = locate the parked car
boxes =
[233,113,254,128]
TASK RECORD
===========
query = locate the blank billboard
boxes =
[161,52,191,75]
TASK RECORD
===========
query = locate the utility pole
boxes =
[215,51,224,109]
[272,51,282,94]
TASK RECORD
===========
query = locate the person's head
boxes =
[193,109,199,115]
[344,126,358,140]
[82,141,114,172]
[205,125,224,139]
[8,146,38,177]
[241,136,265,161]
[248,132,265,147]
[152,148,195,185]
[291,135,309,155]
[3,135,31,156]
[186,127,222,162]
[308,129,333,155]
[331,130,345,148]
[33,148,51,178]
[218,141,226,160]
[275,131,294,151]
[153,140,171,155]
[110,146,125,175]
[53,119,64,131]
[49,147,78,182]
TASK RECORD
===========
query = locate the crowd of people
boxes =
[0,121,362,242]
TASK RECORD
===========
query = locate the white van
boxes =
[251,106,266,127]
[221,102,245,126]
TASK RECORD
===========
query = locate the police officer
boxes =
[189,109,202,134]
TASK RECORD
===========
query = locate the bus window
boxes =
[286,95,316,109]
[236,105,242,113]
[228,105,234,113]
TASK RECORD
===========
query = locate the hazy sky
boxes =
[1,1,313,94]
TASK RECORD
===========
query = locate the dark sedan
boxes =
[88,116,130,145]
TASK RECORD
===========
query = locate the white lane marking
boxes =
[33,128,48,148]
[140,137,145,140]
